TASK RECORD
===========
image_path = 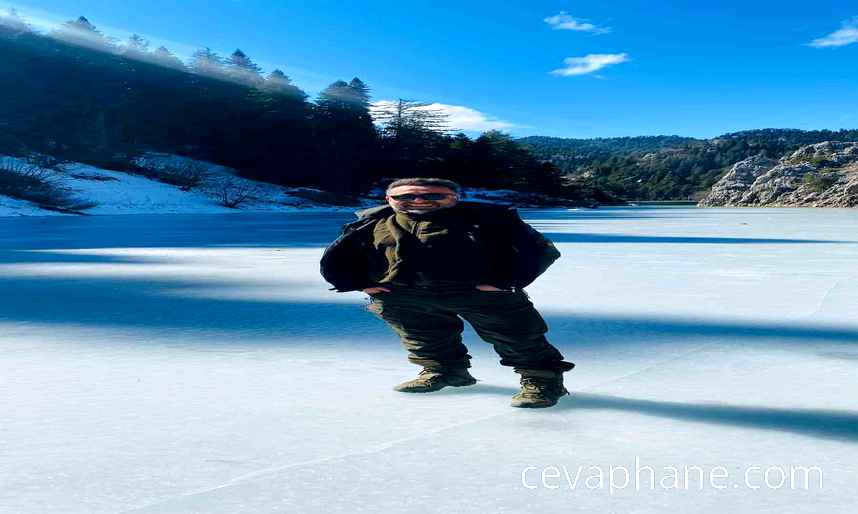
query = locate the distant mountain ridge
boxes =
[517,135,700,165]
[520,129,858,201]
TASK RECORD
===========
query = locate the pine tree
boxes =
[314,79,379,192]
[317,80,357,112]
[126,34,149,52]
[226,49,263,85]
[64,16,98,32]
[121,33,150,60]
[268,69,291,85]
[263,69,306,99]
[190,47,225,77]
[373,99,450,139]
[151,46,186,69]
[347,78,370,108]
[53,16,113,50]
[371,99,450,178]
[228,49,261,72]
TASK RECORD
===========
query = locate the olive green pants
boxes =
[366,286,574,372]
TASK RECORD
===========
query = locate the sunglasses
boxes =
[389,193,455,201]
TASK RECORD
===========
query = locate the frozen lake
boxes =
[1,207,857,513]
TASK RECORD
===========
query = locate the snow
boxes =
[0,153,581,217]
[1,206,857,513]
[0,154,368,217]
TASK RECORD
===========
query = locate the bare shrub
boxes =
[0,158,55,182]
[213,178,257,208]
[0,158,56,198]
[159,160,211,191]
[129,160,212,191]
[0,158,95,212]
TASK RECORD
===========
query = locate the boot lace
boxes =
[519,375,568,398]
[519,377,553,396]
[416,368,445,384]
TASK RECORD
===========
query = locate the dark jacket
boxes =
[320,201,561,292]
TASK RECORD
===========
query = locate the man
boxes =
[320,177,574,408]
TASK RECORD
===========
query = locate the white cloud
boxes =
[809,17,858,48]
[550,53,630,76]
[425,103,518,131]
[544,11,610,34]
[371,101,519,132]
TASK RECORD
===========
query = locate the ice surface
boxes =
[1,207,857,513]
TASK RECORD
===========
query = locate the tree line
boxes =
[0,12,594,203]
[8,12,848,203]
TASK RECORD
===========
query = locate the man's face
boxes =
[385,185,459,214]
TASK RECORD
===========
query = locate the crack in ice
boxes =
[120,345,713,512]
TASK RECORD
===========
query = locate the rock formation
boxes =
[698,142,858,207]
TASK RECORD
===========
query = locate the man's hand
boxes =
[363,286,391,294]
[475,284,509,291]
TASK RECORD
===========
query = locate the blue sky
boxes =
[4,0,858,138]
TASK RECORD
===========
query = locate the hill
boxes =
[520,129,858,201]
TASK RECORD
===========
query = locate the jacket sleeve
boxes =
[506,208,561,289]
[319,222,373,292]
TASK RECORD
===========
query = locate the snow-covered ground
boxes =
[1,206,857,513]
[0,153,528,218]
[0,154,371,217]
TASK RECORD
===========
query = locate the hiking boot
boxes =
[510,368,570,408]
[393,367,477,393]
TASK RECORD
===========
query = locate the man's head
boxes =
[385,177,461,214]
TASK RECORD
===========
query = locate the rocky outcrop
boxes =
[698,142,858,207]
[697,155,777,206]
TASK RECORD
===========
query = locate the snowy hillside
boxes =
[0,153,565,217]
[0,153,376,217]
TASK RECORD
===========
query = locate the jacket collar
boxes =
[354,204,393,219]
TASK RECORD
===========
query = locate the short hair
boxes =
[385,177,462,195]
